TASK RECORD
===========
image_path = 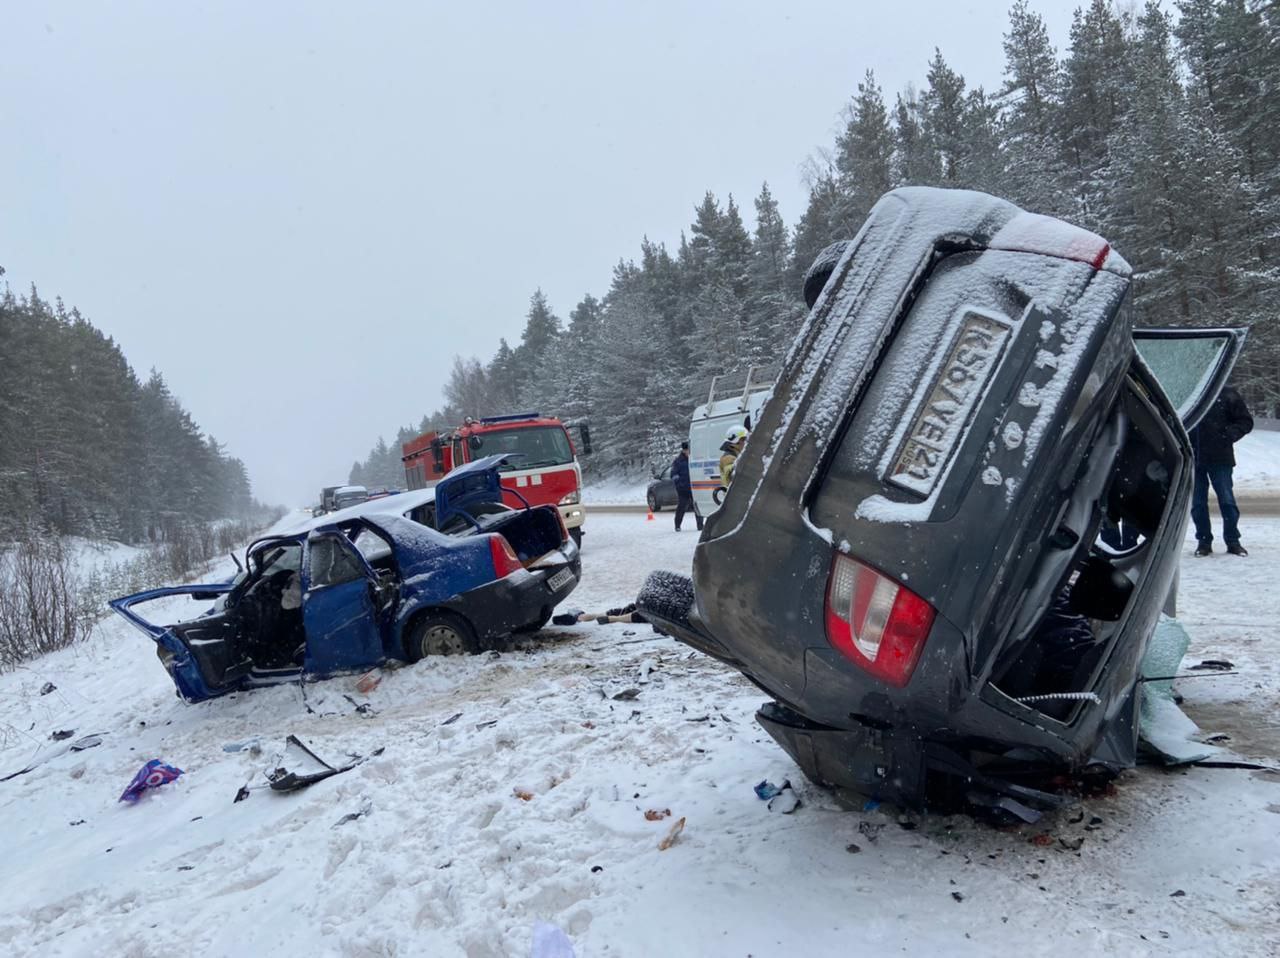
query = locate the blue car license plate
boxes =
[547,568,575,591]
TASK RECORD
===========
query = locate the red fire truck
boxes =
[402,412,590,544]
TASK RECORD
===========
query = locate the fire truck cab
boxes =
[402,412,588,544]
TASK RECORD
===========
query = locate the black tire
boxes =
[636,569,695,627]
[802,239,851,309]
[647,491,661,512]
[404,611,480,661]
[569,526,583,548]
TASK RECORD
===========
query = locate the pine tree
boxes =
[894,87,939,185]
[833,71,896,228]
[920,50,968,185]
[791,170,844,294]
[998,0,1071,214]
[746,182,804,363]
[485,339,520,413]
[1059,0,1135,224]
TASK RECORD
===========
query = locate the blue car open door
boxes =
[302,530,385,675]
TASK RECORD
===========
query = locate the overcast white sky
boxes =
[1,1,1078,505]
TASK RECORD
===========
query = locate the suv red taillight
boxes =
[824,553,935,688]
[488,535,523,578]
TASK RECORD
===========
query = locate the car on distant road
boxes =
[646,472,678,512]
[332,484,369,510]
[639,187,1246,815]
[112,456,580,703]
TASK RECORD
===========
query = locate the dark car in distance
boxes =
[640,187,1244,814]
[646,472,679,512]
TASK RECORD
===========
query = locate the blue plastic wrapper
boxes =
[754,779,784,800]
[119,759,183,803]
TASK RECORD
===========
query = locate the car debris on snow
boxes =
[753,779,787,801]
[657,816,685,850]
[857,821,884,843]
[1,733,104,782]
[266,735,382,792]
[768,787,801,814]
[332,800,373,828]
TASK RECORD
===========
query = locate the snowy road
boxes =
[1,513,1277,957]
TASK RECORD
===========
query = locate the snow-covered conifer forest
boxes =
[350,0,1280,485]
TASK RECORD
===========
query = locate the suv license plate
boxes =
[547,568,575,591]
[888,309,1013,496]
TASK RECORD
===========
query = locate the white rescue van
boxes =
[688,366,774,518]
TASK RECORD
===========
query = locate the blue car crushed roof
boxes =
[111,455,581,703]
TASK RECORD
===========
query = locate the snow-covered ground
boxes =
[1,513,1278,957]
[61,538,147,576]
[1233,427,1280,492]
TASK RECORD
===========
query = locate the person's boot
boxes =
[1226,542,1249,556]
[1194,541,1213,557]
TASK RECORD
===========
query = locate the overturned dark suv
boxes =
[640,187,1245,813]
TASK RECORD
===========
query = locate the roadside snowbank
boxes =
[582,478,648,507]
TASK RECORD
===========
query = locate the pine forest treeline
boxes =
[0,277,268,542]
[349,0,1280,485]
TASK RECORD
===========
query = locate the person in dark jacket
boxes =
[670,441,702,531]
[1190,385,1254,556]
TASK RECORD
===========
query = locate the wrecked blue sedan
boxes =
[111,455,580,703]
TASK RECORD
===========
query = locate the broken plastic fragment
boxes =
[658,816,686,850]
[267,735,354,792]
[754,779,784,800]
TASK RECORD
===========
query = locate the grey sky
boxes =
[1,1,1077,505]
